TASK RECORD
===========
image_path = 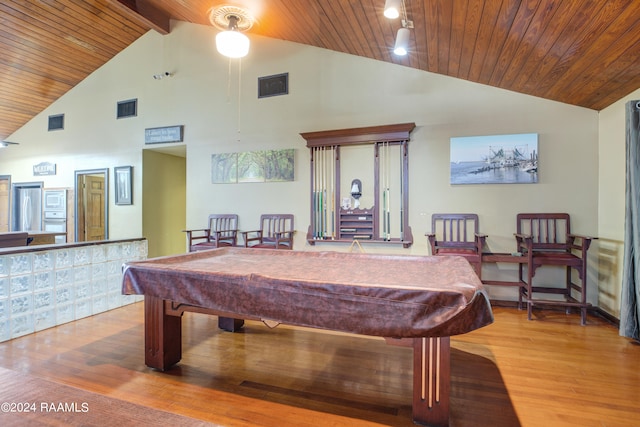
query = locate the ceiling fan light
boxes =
[384,0,401,19]
[393,27,410,56]
[216,30,250,58]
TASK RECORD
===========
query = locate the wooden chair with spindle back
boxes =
[242,214,295,250]
[515,213,596,325]
[426,213,486,279]
[183,214,239,252]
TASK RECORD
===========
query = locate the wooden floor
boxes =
[0,303,638,427]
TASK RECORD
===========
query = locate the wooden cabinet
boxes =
[27,232,67,246]
[339,208,374,240]
[300,123,416,248]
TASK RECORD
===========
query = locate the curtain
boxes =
[621,100,640,340]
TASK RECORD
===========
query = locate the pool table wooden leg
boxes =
[144,295,182,371]
[412,337,450,427]
[218,316,245,332]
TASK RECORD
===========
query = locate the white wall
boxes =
[3,21,601,305]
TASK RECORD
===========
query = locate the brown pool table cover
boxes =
[122,247,493,338]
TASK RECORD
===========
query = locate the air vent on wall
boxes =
[258,73,288,98]
[117,99,137,119]
[48,114,64,131]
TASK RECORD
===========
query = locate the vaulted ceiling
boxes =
[2,0,640,142]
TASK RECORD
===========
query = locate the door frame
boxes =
[0,175,10,232]
[11,181,44,232]
[74,168,109,241]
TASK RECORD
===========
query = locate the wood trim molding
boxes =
[109,0,171,34]
[300,123,416,147]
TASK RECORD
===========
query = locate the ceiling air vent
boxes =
[117,99,137,119]
[48,114,64,131]
[258,73,288,98]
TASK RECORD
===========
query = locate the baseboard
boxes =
[489,299,520,308]
[590,306,620,326]
[490,299,620,327]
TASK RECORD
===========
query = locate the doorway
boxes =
[0,175,10,232]
[75,169,108,241]
[142,147,186,258]
[11,182,43,232]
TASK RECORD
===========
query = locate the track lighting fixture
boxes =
[384,0,413,56]
[393,27,410,56]
[384,0,401,19]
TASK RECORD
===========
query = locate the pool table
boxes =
[122,247,493,426]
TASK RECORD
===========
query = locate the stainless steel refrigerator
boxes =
[11,183,43,232]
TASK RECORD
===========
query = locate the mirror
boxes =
[74,168,108,241]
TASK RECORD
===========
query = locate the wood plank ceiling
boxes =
[2,0,640,142]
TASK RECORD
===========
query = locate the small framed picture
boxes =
[114,166,133,205]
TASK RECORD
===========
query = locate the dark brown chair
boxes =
[426,213,486,278]
[515,213,596,325]
[183,214,238,252]
[243,214,295,250]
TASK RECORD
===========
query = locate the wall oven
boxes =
[44,189,66,211]
[43,189,67,243]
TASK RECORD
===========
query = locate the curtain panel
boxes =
[621,100,640,340]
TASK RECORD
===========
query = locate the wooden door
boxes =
[85,175,105,241]
[0,177,9,232]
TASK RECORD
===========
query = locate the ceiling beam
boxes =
[107,0,171,35]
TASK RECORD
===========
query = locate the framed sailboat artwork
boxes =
[450,133,538,185]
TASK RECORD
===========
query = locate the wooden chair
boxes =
[242,214,295,250]
[426,213,486,278]
[183,214,238,252]
[515,213,596,325]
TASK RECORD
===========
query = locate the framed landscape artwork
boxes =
[212,149,294,184]
[211,153,238,184]
[450,133,538,185]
